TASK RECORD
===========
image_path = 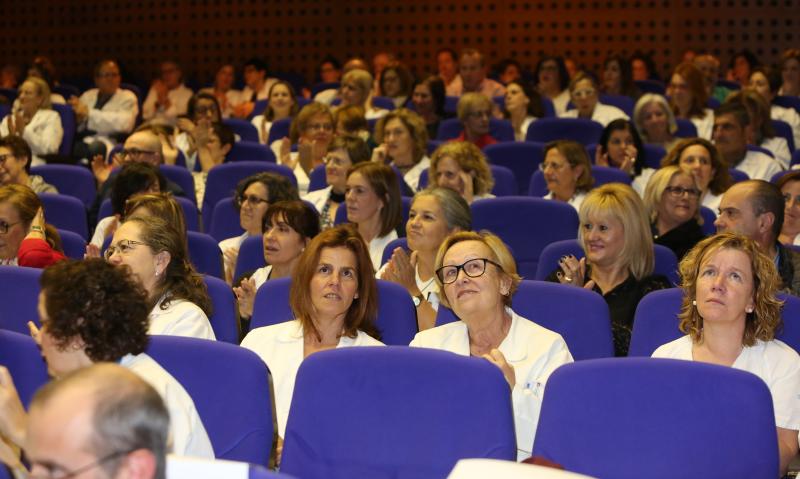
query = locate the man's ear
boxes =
[121,449,157,479]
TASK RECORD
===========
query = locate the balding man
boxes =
[448,49,505,98]
[25,364,168,479]
[715,180,800,296]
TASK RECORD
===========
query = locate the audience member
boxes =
[596,119,651,194]
[0,77,63,165]
[549,183,671,356]
[450,49,506,98]
[715,180,800,296]
[345,162,403,270]
[233,57,277,119]
[630,52,660,82]
[378,63,414,108]
[372,109,430,192]
[372,51,396,95]
[429,141,495,204]
[380,187,471,330]
[535,56,571,116]
[338,68,388,120]
[251,80,299,147]
[199,63,241,118]
[503,80,545,141]
[661,137,733,213]
[693,54,731,104]
[632,93,679,151]
[748,66,800,148]
[652,233,800,476]
[560,72,628,126]
[601,54,640,98]
[0,135,56,193]
[411,75,448,140]
[777,171,800,246]
[727,89,791,168]
[411,230,573,460]
[281,102,336,194]
[541,140,593,211]
[727,49,759,86]
[455,93,497,148]
[667,63,714,139]
[779,48,800,97]
[494,58,523,85]
[0,184,64,267]
[437,48,461,96]
[712,102,782,181]
[174,92,223,172]
[142,60,193,125]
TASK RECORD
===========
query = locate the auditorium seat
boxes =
[226,141,276,163]
[771,119,795,152]
[187,231,224,279]
[224,118,260,143]
[250,277,417,345]
[160,164,197,204]
[203,275,239,344]
[266,117,292,146]
[674,118,698,138]
[147,336,273,465]
[208,197,244,242]
[436,280,613,360]
[280,347,516,478]
[98,196,200,232]
[52,103,76,157]
[436,118,515,142]
[39,193,88,240]
[525,118,604,145]
[57,228,86,259]
[483,142,546,195]
[30,164,96,207]
[0,330,49,408]
[233,235,267,282]
[0,266,42,334]
[533,358,778,478]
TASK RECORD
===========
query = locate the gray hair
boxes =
[633,93,678,140]
[415,187,472,232]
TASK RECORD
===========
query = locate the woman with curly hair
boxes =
[106,215,215,340]
[429,142,495,204]
[652,233,800,475]
[0,258,213,460]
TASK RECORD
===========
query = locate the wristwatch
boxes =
[412,294,425,307]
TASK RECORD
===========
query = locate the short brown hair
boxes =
[289,102,334,143]
[40,258,150,362]
[261,200,320,240]
[0,135,32,173]
[328,135,371,165]
[0,184,62,253]
[543,140,594,192]
[678,233,783,346]
[333,105,368,134]
[124,193,187,238]
[374,108,429,165]
[661,138,732,196]
[289,225,380,341]
[346,162,402,237]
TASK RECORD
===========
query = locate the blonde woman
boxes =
[429,142,494,204]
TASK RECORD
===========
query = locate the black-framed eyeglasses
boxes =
[118,148,158,159]
[30,449,132,479]
[665,186,701,198]
[236,194,269,208]
[436,258,504,284]
[104,239,148,259]
[0,220,21,235]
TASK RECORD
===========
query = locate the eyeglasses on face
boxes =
[118,148,158,159]
[0,220,21,235]
[665,185,701,198]
[29,449,133,479]
[540,161,567,171]
[436,258,504,284]
[306,123,333,132]
[103,239,148,259]
[236,194,269,207]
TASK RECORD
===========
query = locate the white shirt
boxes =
[78,88,138,144]
[149,297,216,340]
[410,309,574,460]
[702,191,722,215]
[198,87,242,119]
[691,109,715,140]
[313,89,338,105]
[543,191,586,212]
[219,232,250,280]
[120,353,215,458]
[761,136,791,170]
[632,167,657,197]
[559,103,629,127]
[551,90,571,117]
[653,336,800,431]
[515,116,536,142]
[365,105,389,120]
[142,84,194,125]
[0,109,63,166]
[250,264,273,289]
[302,185,332,212]
[376,263,441,311]
[733,149,783,181]
[250,115,272,144]
[368,231,398,272]
[396,156,430,192]
[240,78,278,103]
[91,216,116,248]
[241,319,385,436]
[771,104,800,149]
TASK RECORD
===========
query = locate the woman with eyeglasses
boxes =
[303,135,370,230]
[0,184,65,268]
[455,93,497,149]
[0,76,63,166]
[410,230,573,460]
[660,138,733,214]
[278,102,336,195]
[219,172,299,284]
[643,165,706,260]
[549,183,670,356]
[559,72,628,127]
[595,119,653,196]
[106,215,214,339]
[540,140,594,211]
[666,63,714,140]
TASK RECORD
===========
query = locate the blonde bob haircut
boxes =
[21,76,53,110]
[633,93,678,140]
[456,93,492,123]
[429,142,494,197]
[578,183,654,280]
[374,108,429,165]
[340,69,373,107]
[434,230,522,310]
[643,165,702,224]
[289,224,381,342]
[678,233,783,346]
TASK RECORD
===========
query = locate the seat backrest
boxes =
[380,237,408,267]
[771,119,795,152]
[525,118,604,145]
[435,118,515,143]
[209,197,245,241]
[223,119,260,143]
[146,336,273,465]
[674,118,698,138]
[533,358,778,478]
[226,141,277,164]
[699,206,716,236]
[598,94,635,117]
[629,289,800,356]
[280,347,516,479]
[371,96,396,111]
[202,275,239,344]
[308,164,327,192]
[251,278,418,345]
[471,197,579,279]
[590,165,632,186]
[160,165,197,205]
[0,268,44,335]
[57,228,86,259]
[30,164,96,207]
[435,280,613,360]
[642,144,667,169]
[52,103,75,156]
[201,162,295,232]
[728,168,750,183]
[39,193,88,239]
[0,330,49,407]
[634,79,666,95]
[310,82,340,97]
[484,142,545,195]
[774,95,800,115]
[488,164,517,196]
[266,117,293,146]
[233,235,267,282]
[187,231,223,279]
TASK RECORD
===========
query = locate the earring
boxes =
[692,299,697,306]
[746,307,754,313]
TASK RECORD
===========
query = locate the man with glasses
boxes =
[715,179,800,296]
[23,364,169,479]
[712,102,782,181]
[70,59,139,163]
